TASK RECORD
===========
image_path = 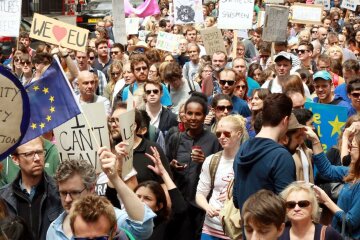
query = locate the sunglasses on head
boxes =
[219,80,235,86]
[215,131,232,138]
[285,200,311,209]
[145,89,160,95]
[216,105,233,112]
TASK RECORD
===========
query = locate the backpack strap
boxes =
[129,83,134,94]
[119,227,136,240]
[171,131,182,160]
[320,225,327,240]
[209,151,223,195]
[267,79,273,92]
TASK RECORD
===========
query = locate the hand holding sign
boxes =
[98,146,118,180]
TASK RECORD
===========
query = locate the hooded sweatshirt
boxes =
[233,138,296,210]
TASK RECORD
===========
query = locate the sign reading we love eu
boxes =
[30,13,89,52]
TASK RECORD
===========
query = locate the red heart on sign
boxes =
[52,26,67,42]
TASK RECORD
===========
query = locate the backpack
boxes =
[219,179,242,240]
[208,151,242,239]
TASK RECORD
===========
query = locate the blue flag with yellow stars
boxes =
[20,60,81,144]
[305,102,348,152]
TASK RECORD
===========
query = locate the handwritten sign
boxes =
[200,27,227,56]
[138,30,150,41]
[263,0,284,3]
[0,67,30,160]
[218,0,255,30]
[0,0,22,36]
[155,31,182,52]
[30,13,89,52]
[257,10,265,28]
[118,108,135,178]
[305,102,347,152]
[290,4,323,25]
[53,103,110,172]
[341,0,358,11]
[113,0,127,45]
[315,0,330,10]
[126,17,140,35]
[262,5,289,42]
[174,0,204,24]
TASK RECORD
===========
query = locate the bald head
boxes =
[77,71,98,101]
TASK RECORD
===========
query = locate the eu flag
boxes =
[20,60,81,144]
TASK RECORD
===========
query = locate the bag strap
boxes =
[119,227,136,240]
[171,131,182,160]
[226,179,234,200]
[209,151,223,192]
[341,213,346,237]
[320,225,327,240]
[267,79,273,92]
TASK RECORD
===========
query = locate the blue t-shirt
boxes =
[122,82,172,106]
[334,83,351,103]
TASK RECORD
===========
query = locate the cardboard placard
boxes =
[262,5,289,42]
[257,10,265,28]
[155,31,182,52]
[30,13,89,52]
[113,0,127,45]
[290,4,323,25]
[126,17,140,35]
[200,27,227,56]
[174,0,204,24]
[218,0,255,30]
[341,0,358,11]
[0,0,22,37]
[315,0,331,10]
[263,0,285,3]
[53,103,110,172]
[0,67,30,160]
[138,30,150,41]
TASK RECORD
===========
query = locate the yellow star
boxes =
[50,106,55,113]
[31,123,37,129]
[42,87,49,94]
[33,85,39,91]
[328,115,346,137]
[49,96,55,103]
[46,115,52,122]
[39,122,45,129]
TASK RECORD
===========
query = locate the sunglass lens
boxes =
[298,200,310,208]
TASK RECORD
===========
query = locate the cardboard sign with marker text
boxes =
[262,5,289,42]
[290,4,323,25]
[200,27,227,56]
[30,13,89,52]
[0,0,22,37]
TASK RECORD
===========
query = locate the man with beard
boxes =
[122,54,172,107]
[93,38,112,80]
[279,113,314,183]
[211,51,228,95]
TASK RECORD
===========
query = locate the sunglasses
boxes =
[145,89,160,95]
[111,51,119,55]
[236,85,246,89]
[216,105,233,112]
[14,58,21,62]
[296,49,308,54]
[134,66,148,72]
[89,56,95,60]
[285,200,311,209]
[215,131,232,138]
[20,60,31,66]
[219,80,235,86]
[111,72,121,77]
[351,92,360,98]
[311,30,317,33]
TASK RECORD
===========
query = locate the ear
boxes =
[277,223,286,237]
[137,126,148,136]
[283,115,290,127]
[155,202,164,212]
[279,135,289,145]
[11,154,20,166]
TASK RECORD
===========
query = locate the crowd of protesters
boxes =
[1,0,360,239]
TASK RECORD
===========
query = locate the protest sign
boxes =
[0,0,22,37]
[237,29,249,39]
[200,27,227,56]
[218,0,255,30]
[262,5,289,42]
[118,108,135,178]
[138,30,150,41]
[126,17,140,35]
[0,67,30,160]
[341,0,358,11]
[30,13,89,52]
[263,0,284,3]
[315,0,331,10]
[53,103,110,172]
[113,0,127,44]
[290,4,323,25]
[305,102,348,152]
[173,0,203,24]
[156,31,181,52]
[257,10,265,28]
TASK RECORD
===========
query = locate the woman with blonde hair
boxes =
[279,182,342,239]
[104,60,123,102]
[196,115,246,239]
[326,45,344,63]
[298,29,311,43]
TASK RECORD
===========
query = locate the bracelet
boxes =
[312,141,321,145]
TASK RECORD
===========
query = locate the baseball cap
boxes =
[288,113,306,130]
[274,51,292,62]
[313,70,332,81]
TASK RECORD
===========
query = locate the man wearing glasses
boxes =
[110,43,129,66]
[0,137,63,240]
[297,41,316,73]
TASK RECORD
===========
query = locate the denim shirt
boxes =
[46,205,156,240]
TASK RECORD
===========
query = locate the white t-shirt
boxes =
[170,78,201,114]
[300,148,310,183]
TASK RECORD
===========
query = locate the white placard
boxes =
[126,17,140,35]
[173,0,204,24]
[54,103,110,173]
[315,0,331,10]
[218,0,255,30]
[113,0,127,45]
[0,0,22,37]
[341,0,358,11]
[291,4,323,25]
[155,31,182,52]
